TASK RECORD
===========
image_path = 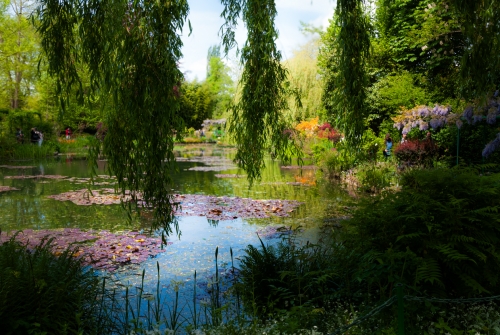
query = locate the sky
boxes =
[180,0,335,81]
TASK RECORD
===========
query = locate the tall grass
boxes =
[57,135,92,154]
[12,144,56,159]
[0,235,111,334]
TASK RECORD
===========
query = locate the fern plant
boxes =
[345,167,500,297]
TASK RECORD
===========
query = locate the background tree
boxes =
[0,0,38,110]
[179,80,213,129]
[205,45,234,119]
[284,27,324,122]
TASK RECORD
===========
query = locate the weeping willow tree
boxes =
[321,0,371,148]
[35,0,189,236]
[34,0,300,234]
[220,0,301,183]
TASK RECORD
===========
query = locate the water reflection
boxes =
[0,145,352,307]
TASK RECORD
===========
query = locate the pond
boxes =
[0,144,350,322]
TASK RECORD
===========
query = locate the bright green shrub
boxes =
[355,161,395,193]
[321,142,358,177]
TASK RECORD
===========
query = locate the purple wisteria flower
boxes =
[429,118,441,129]
[494,90,499,98]
[463,106,473,123]
[419,122,429,131]
[419,107,429,117]
[394,122,403,130]
[487,112,497,125]
[482,133,500,158]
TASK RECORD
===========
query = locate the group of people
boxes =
[15,127,72,146]
[15,127,43,145]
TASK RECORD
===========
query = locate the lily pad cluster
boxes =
[47,188,131,205]
[177,155,237,171]
[171,194,302,220]
[280,165,317,170]
[0,228,166,272]
[0,165,35,169]
[187,166,236,172]
[4,174,68,180]
[0,186,19,192]
[82,231,168,271]
[176,156,233,165]
[47,189,303,220]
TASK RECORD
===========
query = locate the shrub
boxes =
[394,139,438,167]
[310,138,334,163]
[355,161,396,193]
[0,237,108,334]
[344,167,500,298]
[316,122,342,142]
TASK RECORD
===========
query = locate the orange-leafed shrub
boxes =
[295,117,319,137]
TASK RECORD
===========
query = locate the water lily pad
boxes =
[187,166,237,172]
[280,165,317,170]
[4,174,68,180]
[0,228,167,272]
[47,188,133,205]
[0,165,35,169]
[0,186,20,192]
[47,190,304,220]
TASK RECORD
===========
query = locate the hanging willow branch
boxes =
[35,0,189,236]
[322,0,371,148]
[220,0,301,183]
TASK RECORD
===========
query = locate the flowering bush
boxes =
[393,95,500,158]
[394,139,438,166]
[295,117,319,138]
[316,122,342,142]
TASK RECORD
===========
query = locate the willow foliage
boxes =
[321,0,371,148]
[220,0,301,183]
[35,0,189,235]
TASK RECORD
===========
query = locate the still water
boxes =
[0,145,349,300]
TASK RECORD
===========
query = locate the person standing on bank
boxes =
[65,127,72,139]
[30,128,39,144]
[383,133,393,158]
[38,129,43,146]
